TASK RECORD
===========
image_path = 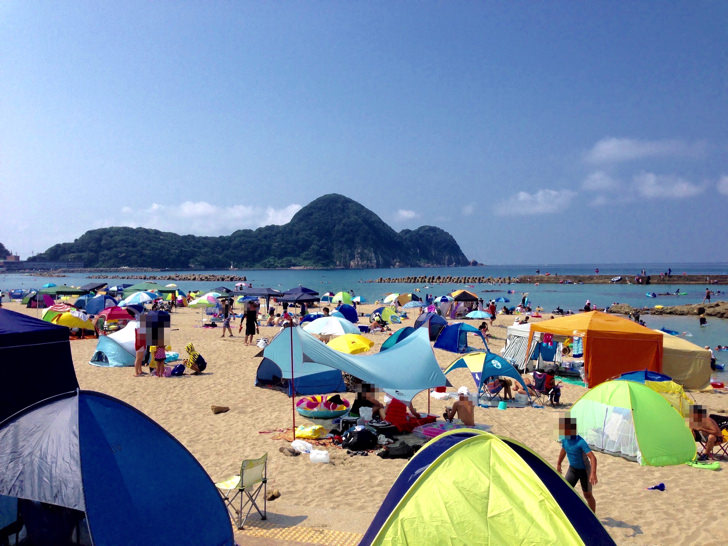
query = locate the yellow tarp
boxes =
[658,331,711,390]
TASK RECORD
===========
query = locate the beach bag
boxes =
[256,338,269,349]
[377,441,416,459]
[171,364,185,376]
[342,428,378,451]
[295,424,325,439]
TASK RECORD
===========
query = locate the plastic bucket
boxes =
[498,401,507,410]
[435,386,446,393]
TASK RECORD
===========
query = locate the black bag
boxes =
[377,441,417,459]
[341,428,378,451]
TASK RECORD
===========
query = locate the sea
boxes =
[3,262,728,370]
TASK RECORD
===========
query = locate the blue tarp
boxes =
[616,369,673,383]
[263,326,446,402]
[0,391,233,545]
[434,322,488,353]
[0,308,78,423]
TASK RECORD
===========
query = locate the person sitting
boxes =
[690,404,724,460]
[384,397,435,433]
[183,342,207,375]
[477,321,489,338]
[444,386,475,426]
[350,382,385,421]
[265,311,276,327]
[486,377,513,400]
[511,376,536,397]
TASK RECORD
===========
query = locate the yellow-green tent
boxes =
[362,429,615,545]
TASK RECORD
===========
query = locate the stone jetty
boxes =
[368,274,728,285]
[88,273,248,283]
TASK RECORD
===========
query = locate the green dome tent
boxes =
[362,429,614,545]
[571,380,696,466]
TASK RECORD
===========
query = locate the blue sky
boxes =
[1,2,726,264]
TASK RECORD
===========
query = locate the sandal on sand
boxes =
[279,446,300,457]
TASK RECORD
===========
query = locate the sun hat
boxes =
[458,386,470,396]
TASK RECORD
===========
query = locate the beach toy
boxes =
[647,483,665,491]
[498,401,507,410]
[296,395,350,419]
[687,460,720,470]
[711,381,724,389]
[295,424,325,439]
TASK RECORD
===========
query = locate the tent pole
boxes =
[427,389,431,414]
[290,325,296,440]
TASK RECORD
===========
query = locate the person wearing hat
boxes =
[444,387,475,426]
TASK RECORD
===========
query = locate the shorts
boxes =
[565,463,591,492]
[154,346,166,361]
[223,317,231,328]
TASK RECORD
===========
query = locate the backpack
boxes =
[341,428,378,451]
[171,364,186,376]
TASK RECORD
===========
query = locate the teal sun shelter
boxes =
[0,390,233,546]
[361,429,614,545]
[570,380,696,466]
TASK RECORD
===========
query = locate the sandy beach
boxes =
[7,299,728,545]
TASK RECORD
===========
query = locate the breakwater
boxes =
[370,274,728,285]
[88,273,248,282]
[609,301,728,319]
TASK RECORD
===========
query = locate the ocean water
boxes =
[3,263,728,368]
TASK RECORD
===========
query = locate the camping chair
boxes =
[694,415,728,460]
[480,377,507,404]
[532,371,560,407]
[215,453,268,529]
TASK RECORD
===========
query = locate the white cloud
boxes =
[395,209,418,221]
[495,189,576,216]
[717,175,728,196]
[581,171,620,192]
[111,201,302,235]
[633,172,704,199]
[585,137,706,164]
[462,204,475,216]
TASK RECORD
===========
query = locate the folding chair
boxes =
[694,415,728,460]
[532,371,561,407]
[215,453,268,529]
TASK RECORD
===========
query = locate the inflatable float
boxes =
[296,395,350,419]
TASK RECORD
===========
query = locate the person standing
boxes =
[557,417,598,513]
[704,288,712,303]
[242,300,259,346]
[220,298,234,337]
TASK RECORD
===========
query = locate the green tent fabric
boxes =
[39,285,88,296]
[362,429,614,545]
[124,282,164,293]
[570,380,696,466]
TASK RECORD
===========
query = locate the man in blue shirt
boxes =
[556,416,598,512]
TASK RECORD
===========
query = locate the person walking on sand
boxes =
[557,416,598,513]
[220,298,234,337]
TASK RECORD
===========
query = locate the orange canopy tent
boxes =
[527,311,663,388]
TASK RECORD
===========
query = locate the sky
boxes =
[1,2,727,264]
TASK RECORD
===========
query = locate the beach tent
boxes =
[125,281,164,293]
[25,293,54,308]
[369,307,401,324]
[657,331,711,390]
[90,321,138,367]
[0,308,79,423]
[615,370,693,416]
[73,293,95,310]
[331,291,353,304]
[450,289,478,301]
[414,312,447,341]
[361,429,615,545]
[380,326,416,352]
[83,294,117,315]
[303,316,359,336]
[503,323,569,371]
[433,322,487,353]
[40,285,88,296]
[395,293,421,306]
[263,326,446,402]
[281,286,319,304]
[570,380,696,466]
[527,311,663,388]
[332,303,358,323]
[79,282,107,293]
[0,390,233,545]
[444,352,530,403]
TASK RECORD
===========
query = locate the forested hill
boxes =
[0,242,9,257]
[30,194,470,269]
